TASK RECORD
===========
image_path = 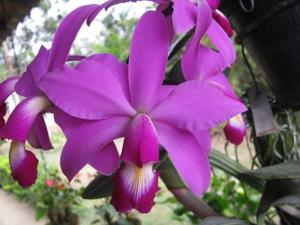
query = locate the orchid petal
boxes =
[192,130,212,157]
[129,11,169,111]
[155,121,211,196]
[15,46,48,97]
[193,0,212,40]
[182,1,226,80]
[206,73,239,100]
[47,4,100,71]
[172,0,197,33]
[0,76,19,103]
[122,114,159,166]
[224,114,246,145]
[52,108,85,138]
[155,85,176,106]
[151,81,247,132]
[156,4,175,42]
[0,76,19,128]
[213,10,233,37]
[182,43,226,81]
[9,141,38,187]
[89,142,120,176]
[87,54,130,101]
[27,114,53,150]
[207,19,236,66]
[60,117,129,181]
[0,96,51,142]
[40,59,135,120]
[207,0,220,10]
[111,163,159,213]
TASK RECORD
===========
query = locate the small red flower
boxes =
[45,179,55,187]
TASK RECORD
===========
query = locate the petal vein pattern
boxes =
[151,81,247,132]
[40,60,135,120]
[60,116,129,181]
[128,11,169,111]
[155,121,211,196]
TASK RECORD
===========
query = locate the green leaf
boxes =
[242,160,300,180]
[257,179,300,225]
[210,150,265,192]
[156,150,186,189]
[200,216,251,225]
[82,175,113,199]
[35,207,48,221]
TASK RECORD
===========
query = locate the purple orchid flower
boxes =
[0,4,106,187]
[39,11,246,212]
[181,1,247,145]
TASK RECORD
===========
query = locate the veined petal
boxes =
[40,59,135,120]
[206,73,239,100]
[207,0,220,10]
[111,162,159,213]
[0,76,19,103]
[9,141,38,187]
[224,114,246,145]
[213,10,233,37]
[0,96,52,142]
[182,43,226,81]
[191,130,211,157]
[155,121,211,196]
[155,85,176,106]
[207,19,236,66]
[60,117,129,181]
[122,114,159,166]
[172,0,197,33]
[151,80,247,132]
[89,142,120,176]
[47,4,100,71]
[193,0,212,41]
[86,54,130,101]
[27,114,53,150]
[52,108,86,139]
[156,4,175,42]
[182,1,225,81]
[129,11,169,111]
[15,46,48,97]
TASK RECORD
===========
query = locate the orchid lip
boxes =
[9,141,38,187]
[111,162,159,213]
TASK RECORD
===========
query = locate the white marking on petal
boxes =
[9,141,26,170]
[228,114,245,129]
[121,163,156,201]
[23,96,52,116]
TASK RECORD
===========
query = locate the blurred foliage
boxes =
[0,154,82,225]
[155,171,260,225]
[91,10,137,61]
[0,0,66,76]
[93,202,141,225]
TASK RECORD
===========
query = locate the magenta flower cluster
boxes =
[0,0,247,213]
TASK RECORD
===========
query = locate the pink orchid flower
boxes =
[39,11,246,213]
[0,4,104,187]
[181,1,246,145]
